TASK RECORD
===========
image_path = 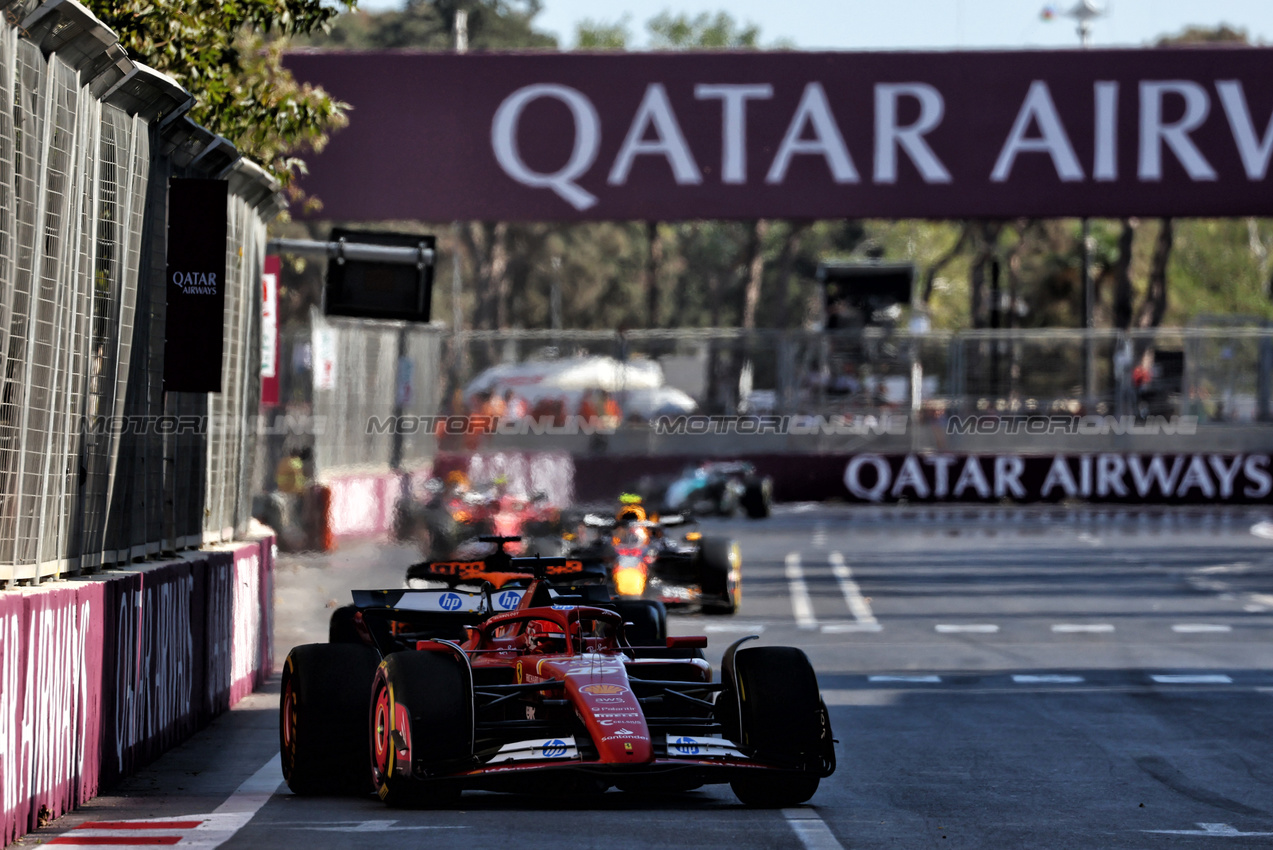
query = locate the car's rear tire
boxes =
[280,643,381,796]
[723,645,830,807]
[371,650,472,808]
[740,477,772,519]
[614,599,667,647]
[698,537,741,615]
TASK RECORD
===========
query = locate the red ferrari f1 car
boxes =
[280,557,835,807]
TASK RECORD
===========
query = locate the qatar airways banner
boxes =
[839,453,1273,504]
[568,452,1273,505]
[285,48,1273,221]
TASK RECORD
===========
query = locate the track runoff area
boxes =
[26,504,1273,849]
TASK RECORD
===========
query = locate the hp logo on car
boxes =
[672,737,700,755]
[542,739,568,758]
[497,590,522,610]
[439,592,463,611]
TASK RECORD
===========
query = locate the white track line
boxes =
[935,624,999,633]
[828,551,880,631]
[1151,674,1233,684]
[785,552,818,630]
[1249,521,1273,540]
[1052,624,1115,633]
[701,622,768,633]
[869,675,942,683]
[50,755,283,849]
[820,622,883,633]
[783,809,844,850]
[1172,624,1233,633]
[1012,674,1086,684]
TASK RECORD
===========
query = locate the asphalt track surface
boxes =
[21,505,1273,849]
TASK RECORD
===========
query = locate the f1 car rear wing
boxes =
[406,554,607,585]
[352,588,489,614]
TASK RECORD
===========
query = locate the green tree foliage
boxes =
[647,11,759,49]
[85,0,357,191]
[574,17,630,50]
[299,0,557,50]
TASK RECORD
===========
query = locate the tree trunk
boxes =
[644,221,662,328]
[921,222,971,304]
[774,221,810,329]
[969,222,1002,329]
[459,222,510,330]
[490,222,510,330]
[740,219,769,329]
[1112,218,1137,330]
[1135,218,1172,329]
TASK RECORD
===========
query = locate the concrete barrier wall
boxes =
[0,536,275,846]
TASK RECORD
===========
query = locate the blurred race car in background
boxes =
[631,461,773,519]
[281,560,835,808]
[394,472,563,559]
[567,497,742,614]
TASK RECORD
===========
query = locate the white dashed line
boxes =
[820,622,883,633]
[829,551,880,632]
[869,675,942,683]
[1249,521,1273,540]
[935,624,999,633]
[1052,624,1115,633]
[1171,624,1233,633]
[1012,674,1086,684]
[785,553,818,630]
[701,623,768,633]
[1145,823,1273,838]
[1151,674,1233,684]
[783,808,843,850]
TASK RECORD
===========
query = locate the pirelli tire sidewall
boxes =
[371,650,474,807]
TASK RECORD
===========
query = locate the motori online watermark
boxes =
[653,414,908,436]
[81,414,328,437]
[945,414,1199,437]
[364,415,619,436]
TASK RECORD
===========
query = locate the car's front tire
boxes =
[722,645,832,807]
[698,537,741,615]
[370,650,472,807]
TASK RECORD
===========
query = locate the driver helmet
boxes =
[525,619,566,653]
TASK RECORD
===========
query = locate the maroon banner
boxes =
[101,563,199,784]
[202,552,235,721]
[568,452,1273,504]
[285,48,1273,222]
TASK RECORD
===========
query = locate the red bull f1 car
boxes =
[570,499,742,614]
[280,557,835,807]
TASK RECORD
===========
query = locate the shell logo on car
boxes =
[580,683,627,696]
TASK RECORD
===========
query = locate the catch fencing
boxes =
[0,6,281,585]
[448,326,1273,423]
[267,323,1273,488]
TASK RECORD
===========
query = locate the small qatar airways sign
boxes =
[285,48,1273,221]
